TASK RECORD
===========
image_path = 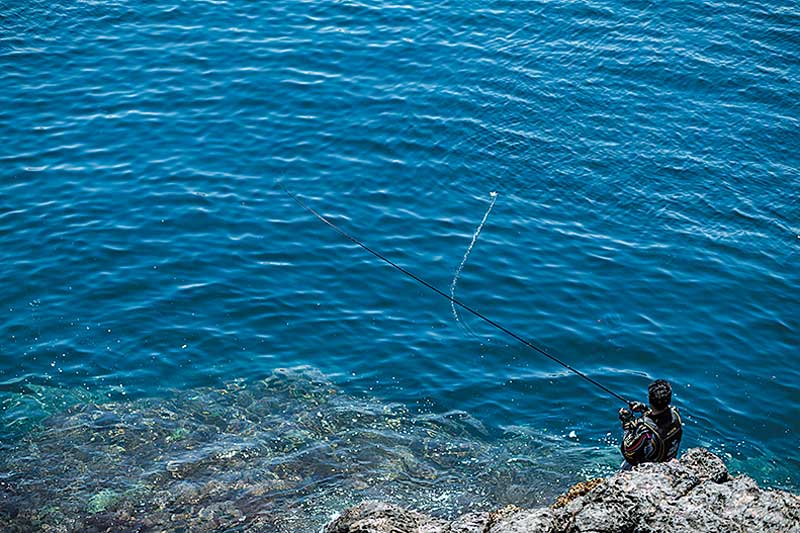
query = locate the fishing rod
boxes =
[284,187,633,406]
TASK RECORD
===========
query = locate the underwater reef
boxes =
[0,368,617,532]
[326,448,800,532]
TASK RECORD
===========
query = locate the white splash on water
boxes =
[450,192,498,328]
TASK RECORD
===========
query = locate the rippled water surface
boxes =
[1,0,798,530]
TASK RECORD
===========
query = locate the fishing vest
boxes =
[644,406,683,461]
[623,406,683,464]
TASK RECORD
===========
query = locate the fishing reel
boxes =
[629,401,648,413]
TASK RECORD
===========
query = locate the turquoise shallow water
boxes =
[1,0,798,529]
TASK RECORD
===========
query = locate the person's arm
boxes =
[619,409,658,464]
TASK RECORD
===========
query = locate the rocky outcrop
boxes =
[324,448,800,533]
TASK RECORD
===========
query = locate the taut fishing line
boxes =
[283,187,632,406]
[450,192,498,335]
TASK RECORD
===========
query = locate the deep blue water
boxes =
[1,0,798,528]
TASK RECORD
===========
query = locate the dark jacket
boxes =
[621,406,682,465]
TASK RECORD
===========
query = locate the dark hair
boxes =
[648,379,672,410]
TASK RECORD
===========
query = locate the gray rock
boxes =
[489,506,555,532]
[324,448,800,533]
[679,447,728,483]
[325,501,449,533]
[449,511,492,532]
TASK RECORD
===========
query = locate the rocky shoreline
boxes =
[2,374,797,532]
[325,448,800,532]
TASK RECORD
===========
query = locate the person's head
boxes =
[648,379,672,411]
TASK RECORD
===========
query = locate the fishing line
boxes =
[283,187,632,406]
[450,192,498,334]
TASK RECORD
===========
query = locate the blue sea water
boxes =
[1,0,798,529]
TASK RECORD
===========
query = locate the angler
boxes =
[618,379,683,470]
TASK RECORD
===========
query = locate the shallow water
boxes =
[1,0,798,529]
[1,368,623,531]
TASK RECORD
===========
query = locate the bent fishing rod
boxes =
[284,187,633,407]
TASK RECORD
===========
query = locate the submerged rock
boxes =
[0,369,611,532]
[324,448,800,533]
